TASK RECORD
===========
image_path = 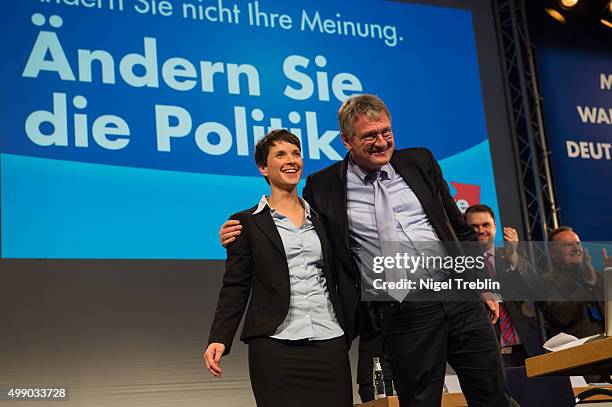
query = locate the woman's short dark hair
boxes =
[254,129,301,168]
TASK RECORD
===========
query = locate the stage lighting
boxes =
[560,0,580,9]
[545,7,568,23]
[544,0,580,24]
[601,0,612,27]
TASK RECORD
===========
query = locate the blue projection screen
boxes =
[0,0,500,259]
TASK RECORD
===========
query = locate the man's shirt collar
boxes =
[347,155,395,184]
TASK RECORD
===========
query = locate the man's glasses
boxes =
[357,129,393,144]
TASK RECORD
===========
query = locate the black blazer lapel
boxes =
[332,156,353,272]
[311,211,332,279]
[252,209,286,257]
[311,210,345,327]
[390,152,438,225]
[390,151,466,261]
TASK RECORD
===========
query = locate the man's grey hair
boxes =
[338,94,391,138]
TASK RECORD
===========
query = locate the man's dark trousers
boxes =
[381,300,510,407]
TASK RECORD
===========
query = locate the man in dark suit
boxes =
[464,204,544,367]
[540,227,609,383]
[302,95,510,406]
[221,95,511,406]
[540,227,606,339]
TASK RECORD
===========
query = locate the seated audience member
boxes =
[465,204,543,367]
[540,227,607,339]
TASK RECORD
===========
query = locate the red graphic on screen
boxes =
[450,182,480,213]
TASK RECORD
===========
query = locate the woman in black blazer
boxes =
[204,129,352,407]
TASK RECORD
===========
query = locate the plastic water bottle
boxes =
[373,357,386,399]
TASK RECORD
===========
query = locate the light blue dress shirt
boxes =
[253,195,344,341]
[346,158,448,286]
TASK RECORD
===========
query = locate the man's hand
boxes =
[502,227,519,268]
[583,247,598,286]
[204,343,226,378]
[219,220,242,247]
[481,292,499,324]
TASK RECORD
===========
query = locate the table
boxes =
[525,336,612,377]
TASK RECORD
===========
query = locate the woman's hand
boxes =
[204,343,226,378]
